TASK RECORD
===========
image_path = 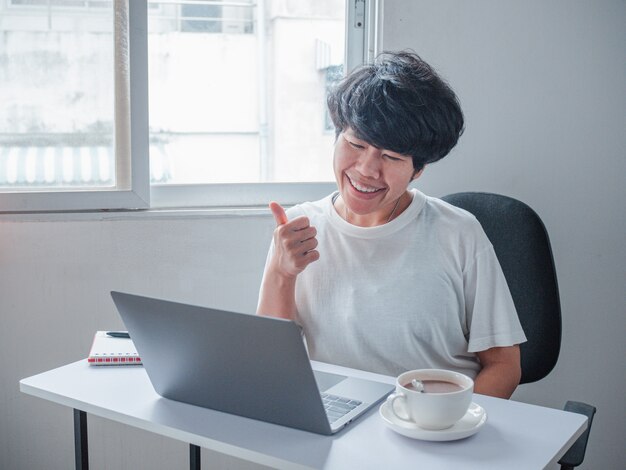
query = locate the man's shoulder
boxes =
[286,193,334,219]
[419,194,491,253]
[422,194,481,228]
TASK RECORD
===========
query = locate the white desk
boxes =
[20,360,587,470]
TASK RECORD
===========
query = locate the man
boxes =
[258,51,526,399]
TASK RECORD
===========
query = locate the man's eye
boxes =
[384,154,402,162]
[348,141,364,149]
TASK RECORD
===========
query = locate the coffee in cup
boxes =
[386,369,474,430]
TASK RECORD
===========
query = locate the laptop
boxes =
[110,291,394,435]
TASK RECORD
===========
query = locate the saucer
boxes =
[379,401,487,442]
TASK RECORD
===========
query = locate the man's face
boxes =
[333,128,422,226]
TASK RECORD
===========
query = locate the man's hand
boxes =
[257,202,319,319]
[269,201,320,279]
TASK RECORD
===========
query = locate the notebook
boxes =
[110,291,394,435]
[87,331,142,365]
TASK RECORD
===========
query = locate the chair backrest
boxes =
[442,192,561,384]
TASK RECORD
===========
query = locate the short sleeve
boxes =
[464,246,527,352]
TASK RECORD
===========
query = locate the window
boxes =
[0,0,149,211]
[0,0,380,212]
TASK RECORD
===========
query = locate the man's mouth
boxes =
[346,175,384,194]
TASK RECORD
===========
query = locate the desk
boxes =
[20,360,587,470]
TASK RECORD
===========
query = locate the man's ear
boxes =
[412,167,425,181]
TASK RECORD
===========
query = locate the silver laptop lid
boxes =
[111,291,334,434]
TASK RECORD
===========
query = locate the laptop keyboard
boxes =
[321,393,362,423]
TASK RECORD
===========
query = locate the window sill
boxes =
[0,182,337,221]
[0,205,273,223]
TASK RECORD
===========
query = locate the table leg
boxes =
[190,444,201,470]
[73,409,89,470]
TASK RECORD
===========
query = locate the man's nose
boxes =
[355,148,381,178]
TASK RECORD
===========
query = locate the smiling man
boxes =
[257,51,526,399]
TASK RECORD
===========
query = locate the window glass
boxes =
[0,0,116,190]
[0,0,362,211]
[147,0,345,186]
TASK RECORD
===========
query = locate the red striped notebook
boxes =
[87,331,142,365]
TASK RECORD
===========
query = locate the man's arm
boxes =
[257,267,298,320]
[257,202,319,320]
[474,345,522,399]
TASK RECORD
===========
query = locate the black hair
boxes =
[327,51,464,171]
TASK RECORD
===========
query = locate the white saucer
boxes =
[379,401,487,442]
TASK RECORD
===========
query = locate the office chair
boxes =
[442,192,596,470]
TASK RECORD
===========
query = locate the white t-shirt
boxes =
[261,189,527,378]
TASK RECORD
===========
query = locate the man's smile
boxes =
[346,174,385,194]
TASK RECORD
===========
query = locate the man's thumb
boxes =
[269,201,288,226]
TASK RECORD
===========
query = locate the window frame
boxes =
[0,0,381,213]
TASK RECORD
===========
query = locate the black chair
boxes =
[442,192,595,470]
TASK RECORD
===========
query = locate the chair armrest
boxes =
[558,401,596,469]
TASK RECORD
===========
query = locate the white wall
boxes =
[1,1,624,469]
[384,1,626,469]
[0,212,277,469]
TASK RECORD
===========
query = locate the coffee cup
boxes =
[386,369,474,430]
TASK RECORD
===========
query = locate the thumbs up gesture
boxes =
[269,201,320,279]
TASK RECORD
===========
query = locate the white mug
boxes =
[386,369,474,430]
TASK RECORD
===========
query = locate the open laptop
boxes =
[110,291,394,435]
